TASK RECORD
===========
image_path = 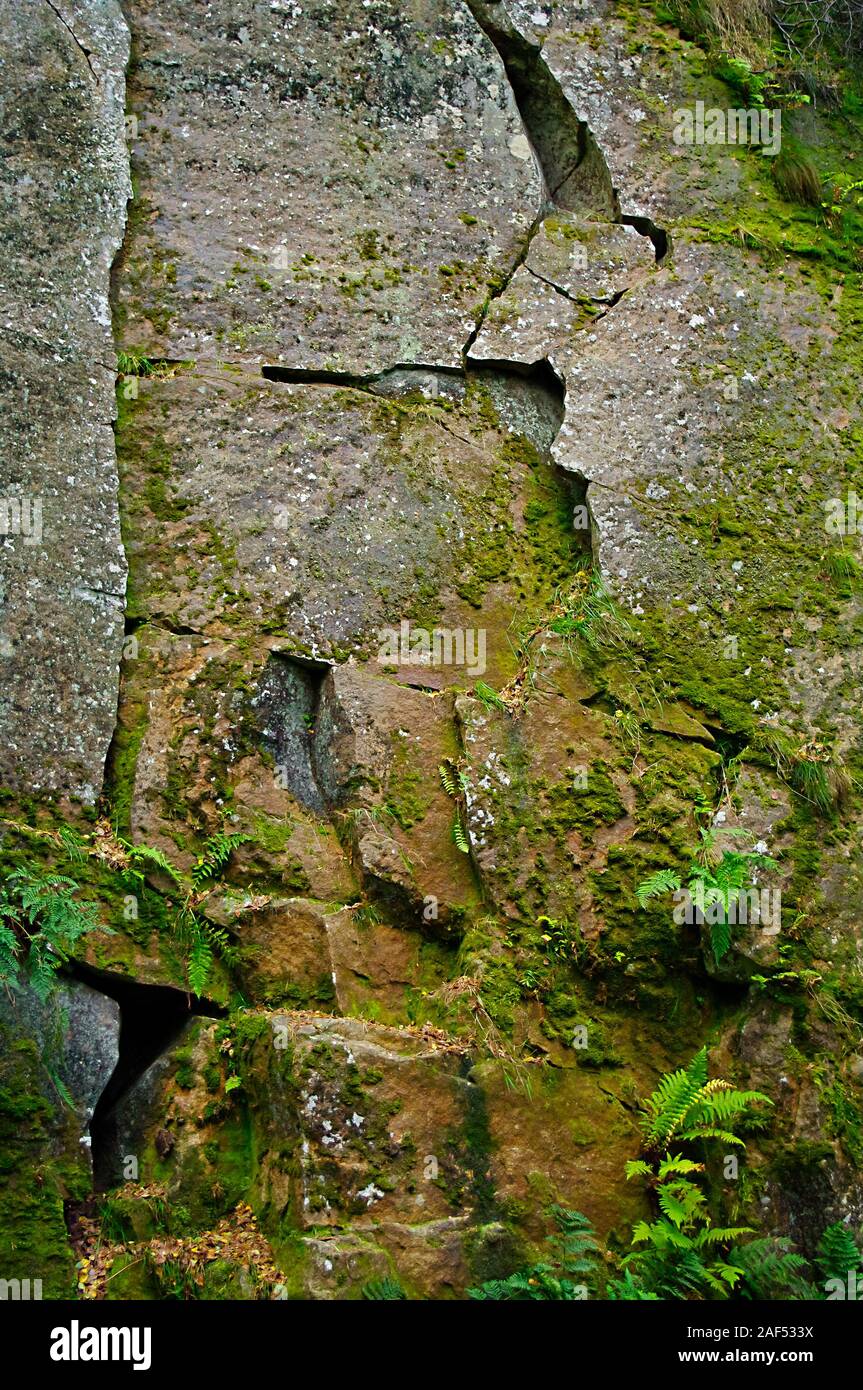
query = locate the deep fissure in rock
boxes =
[252,651,332,814]
[620,213,670,264]
[464,0,618,218]
[42,0,97,82]
[68,964,222,1190]
[465,0,670,274]
[260,362,465,391]
[468,360,595,565]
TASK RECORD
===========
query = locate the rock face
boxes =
[0,0,130,801]
[0,979,120,1296]
[96,1011,645,1296]
[0,979,120,1142]
[4,0,863,1302]
[116,0,541,372]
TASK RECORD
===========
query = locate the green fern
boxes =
[638,826,780,961]
[731,1237,814,1300]
[439,759,471,853]
[361,1276,406,1300]
[0,922,19,991]
[0,869,108,999]
[548,1207,603,1281]
[816,1222,861,1282]
[607,1269,660,1300]
[1,825,245,1002]
[640,1048,770,1152]
[119,840,182,888]
[187,936,213,999]
[624,1163,752,1300]
[199,919,239,969]
[439,759,470,798]
[190,833,251,889]
[439,761,459,798]
[116,835,244,995]
[640,1047,711,1148]
[166,895,242,999]
[469,1207,601,1300]
[657,1154,706,1180]
[618,1051,774,1299]
[45,1067,75,1110]
[709,912,732,962]
[636,868,682,908]
[57,825,87,864]
[692,847,779,963]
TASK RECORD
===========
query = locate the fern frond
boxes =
[548,1207,601,1278]
[187,936,213,997]
[0,922,20,991]
[468,1208,600,1300]
[439,762,459,798]
[58,825,87,864]
[732,1237,813,1299]
[636,869,682,909]
[607,1270,660,1300]
[362,1276,406,1301]
[26,943,61,1002]
[625,1160,652,1181]
[126,842,182,883]
[712,852,751,895]
[816,1222,862,1281]
[2,871,105,999]
[683,1088,771,1141]
[710,916,733,960]
[694,1225,754,1248]
[681,1126,746,1147]
[701,1262,743,1294]
[641,1048,709,1146]
[629,1221,654,1247]
[657,1179,706,1226]
[656,1154,705,1179]
[191,832,251,888]
[452,814,470,854]
[200,920,239,968]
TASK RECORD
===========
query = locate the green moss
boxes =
[104,1251,158,1300]
[0,1029,82,1296]
[384,735,434,830]
[542,762,626,843]
[436,1080,497,1223]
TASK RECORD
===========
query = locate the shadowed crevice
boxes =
[464,0,670,271]
[464,0,619,219]
[251,651,332,816]
[63,962,224,1190]
[620,213,670,264]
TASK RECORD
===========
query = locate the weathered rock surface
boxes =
[0,0,129,801]
[0,977,120,1294]
[0,978,120,1142]
[96,1009,648,1294]
[117,0,541,372]
[6,0,863,1303]
[115,364,571,666]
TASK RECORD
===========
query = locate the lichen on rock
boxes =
[4,0,863,1306]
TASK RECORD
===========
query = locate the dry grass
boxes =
[668,0,773,59]
[772,142,824,203]
[670,0,863,60]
